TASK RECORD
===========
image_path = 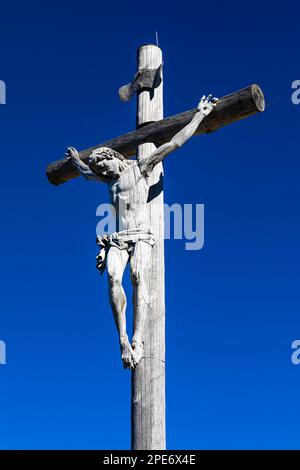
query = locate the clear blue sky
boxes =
[0,0,299,450]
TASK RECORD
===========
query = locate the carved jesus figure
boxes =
[68,95,218,369]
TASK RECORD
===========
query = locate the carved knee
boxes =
[108,269,122,287]
[131,269,144,286]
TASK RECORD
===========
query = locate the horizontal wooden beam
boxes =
[46,84,265,185]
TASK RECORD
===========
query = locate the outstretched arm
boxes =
[66,147,100,181]
[139,95,218,176]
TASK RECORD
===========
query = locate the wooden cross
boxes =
[46,44,265,450]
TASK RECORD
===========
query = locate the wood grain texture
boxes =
[131,44,166,451]
[46,84,265,185]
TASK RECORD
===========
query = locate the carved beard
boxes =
[117,160,130,173]
[105,160,130,181]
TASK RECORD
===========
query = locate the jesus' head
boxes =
[88,147,130,182]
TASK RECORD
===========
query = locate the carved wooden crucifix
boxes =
[46,44,265,450]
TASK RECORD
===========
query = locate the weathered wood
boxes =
[46,84,264,185]
[119,64,163,102]
[131,44,166,450]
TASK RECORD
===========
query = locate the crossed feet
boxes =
[120,336,143,370]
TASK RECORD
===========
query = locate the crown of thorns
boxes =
[88,147,126,164]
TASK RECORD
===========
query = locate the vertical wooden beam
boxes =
[131,44,166,450]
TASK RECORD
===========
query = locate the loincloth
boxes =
[96,229,156,274]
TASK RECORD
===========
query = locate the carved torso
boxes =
[109,162,150,232]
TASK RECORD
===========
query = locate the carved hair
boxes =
[89,147,126,165]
